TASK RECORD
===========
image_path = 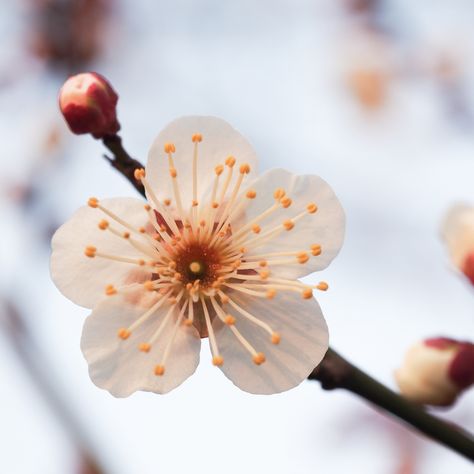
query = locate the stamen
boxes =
[200,295,222,366]
[316,281,329,291]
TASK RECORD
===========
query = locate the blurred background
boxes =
[1,0,474,473]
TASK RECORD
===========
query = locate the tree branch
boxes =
[101,135,474,462]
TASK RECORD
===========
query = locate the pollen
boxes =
[259,270,270,280]
[252,224,261,234]
[253,352,266,365]
[212,355,224,366]
[280,197,292,208]
[164,199,171,206]
[274,188,285,199]
[225,156,236,167]
[246,190,257,199]
[169,167,177,178]
[88,197,99,208]
[302,289,313,299]
[307,203,318,214]
[105,284,117,296]
[192,133,202,142]
[215,165,224,176]
[224,315,236,325]
[316,281,329,291]
[134,168,145,180]
[239,163,251,174]
[154,365,165,376]
[118,328,131,340]
[311,244,321,256]
[283,219,294,230]
[271,333,281,345]
[98,219,109,230]
[164,142,175,153]
[139,343,151,352]
[84,246,96,258]
[144,281,155,291]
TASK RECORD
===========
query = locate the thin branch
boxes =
[100,136,474,462]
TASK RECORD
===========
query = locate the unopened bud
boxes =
[395,337,474,407]
[59,72,120,139]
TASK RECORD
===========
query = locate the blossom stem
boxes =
[308,348,474,461]
[101,141,474,462]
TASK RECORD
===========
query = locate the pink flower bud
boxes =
[59,72,120,139]
[441,204,474,286]
[395,337,474,406]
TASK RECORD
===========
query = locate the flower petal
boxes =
[51,197,152,309]
[81,295,201,397]
[213,290,328,394]
[440,204,474,267]
[240,168,345,279]
[146,116,258,207]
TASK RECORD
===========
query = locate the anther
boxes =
[274,188,285,199]
[259,270,270,280]
[212,202,219,209]
[220,294,229,304]
[105,284,117,296]
[302,289,313,299]
[224,315,236,325]
[225,156,236,167]
[266,289,276,299]
[118,328,131,340]
[169,167,177,178]
[192,200,198,207]
[164,143,175,153]
[144,281,155,291]
[316,281,329,291]
[259,260,267,267]
[138,259,145,266]
[307,203,318,214]
[98,219,109,230]
[215,165,224,175]
[297,252,309,264]
[134,168,145,180]
[88,197,99,208]
[271,333,281,345]
[123,232,130,239]
[283,220,294,230]
[246,190,256,199]
[154,365,165,376]
[139,343,151,352]
[138,226,146,233]
[311,244,321,256]
[239,163,250,174]
[164,199,171,206]
[144,204,151,211]
[184,318,193,326]
[253,352,266,365]
[252,224,261,234]
[280,197,292,208]
[192,133,202,143]
[84,246,96,258]
[212,355,224,366]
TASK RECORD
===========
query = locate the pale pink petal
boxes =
[81,295,201,397]
[51,197,152,309]
[238,168,345,279]
[213,290,328,394]
[145,116,258,207]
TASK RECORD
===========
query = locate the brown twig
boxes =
[99,136,474,462]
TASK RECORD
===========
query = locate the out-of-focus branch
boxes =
[0,299,109,474]
[101,138,474,462]
[309,349,474,461]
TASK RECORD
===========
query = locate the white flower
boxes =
[51,116,345,396]
[441,204,474,286]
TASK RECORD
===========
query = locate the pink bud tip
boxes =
[59,72,120,139]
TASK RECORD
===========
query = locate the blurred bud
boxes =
[395,338,474,406]
[59,72,120,139]
[441,204,474,285]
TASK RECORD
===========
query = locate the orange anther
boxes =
[259,260,267,267]
[297,252,309,264]
[316,281,329,291]
[239,163,250,174]
[283,220,294,230]
[215,165,224,175]
[225,156,236,167]
[266,289,276,299]
[98,219,109,230]
[139,226,146,233]
[271,333,281,345]
[253,352,266,365]
[118,328,131,340]
[307,203,318,214]
[183,318,193,327]
[139,343,151,352]
[302,289,313,299]
[192,133,202,143]
[212,355,224,366]
[280,197,292,208]
[134,168,145,180]
[164,199,171,206]
[311,244,321,256]
[164,143,175,153]
[192,200,198,207]
[273,188,285,199]
[260,270,270,280]
[144,281,155,291]
[88,197,99,208]
[169,167,177,178]
[123,232,130,239]
[154,365,165,376]
[84,246,96,258]
[224,315,236,325]
[105,284,117,296]
[144,204,151,211]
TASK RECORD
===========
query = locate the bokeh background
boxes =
[1,1,474,473]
